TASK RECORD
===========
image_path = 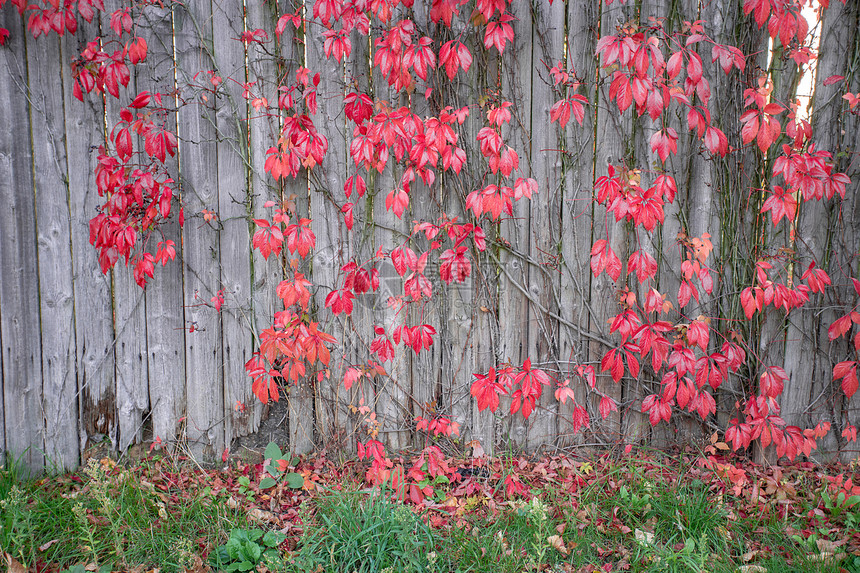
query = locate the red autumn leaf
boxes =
[829,313,854,341]
[628,249,657,283]
[834,361,858,399]
[252,220,284,260]
[343,367,362,390]
[471,368,506,412]
[341,202,354,230]
[385,189,409,218]
[590,239,622,281]
[286,218,315,258]
[572,404,590,433]
[650,127,678,163]
[599,396,617,420]
[600,348,624,383]
[324,288,354,316]
[439,245,471,284]
[760,366,787,398]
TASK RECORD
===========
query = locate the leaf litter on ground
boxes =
[1,444,859,573]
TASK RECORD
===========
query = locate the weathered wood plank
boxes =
[101,0,147,455]
[593,0,631,444]
[137,3,186,453]
[274,0,315,455]
[632,0,671,449]
[403,2,445,449]
[369,7,411,451]
[342,11,376,453]
[245,0,281,438]
[25,30,79,470]
[524,0,565,451]
[498,0,533,450]
[459,25,498,453]
[306,7,351,453]
[0,8,46,474]
[560,0,600,447]
[66,11,119,455]
[174,0,224,460]
[212,0,255,445]
[784,0,858,457]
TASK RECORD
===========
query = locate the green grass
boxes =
[3,452,859,573]
[292,488,439,573]
[1,456,251,572]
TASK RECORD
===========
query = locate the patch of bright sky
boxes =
[796,1,823,120]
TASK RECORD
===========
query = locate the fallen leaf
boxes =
[737,566,767,573]
[183,553,208,573]
[3,553,27,573]
[248,507,276,523]
[39,539,60,551]
[547,534,569,555]
[634,528,654,545]
[466,439,485,458]
[815,538,844,553]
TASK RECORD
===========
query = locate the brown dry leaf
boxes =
[466,440,485,458]
[183,554,209,573]
[547,534,569,555]
[741,550,762,562]
[3,553,28,573]
[248,507,276,524]
[38,539,60,551]
[634,528,654,545]
[737,566,767,573]
[815,538,845,553]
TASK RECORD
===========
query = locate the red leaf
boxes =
[829,313,853,341]
[599,396,617,420]
[343,367,361,390]
[760,366,787,398]
[590,239,622,281]
[572,405,590,433]
[385,189,409,218]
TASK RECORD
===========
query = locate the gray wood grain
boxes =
[0,5,45,473]
[26,31,79,470]
[212,0,255,445]
[174,0,224,460]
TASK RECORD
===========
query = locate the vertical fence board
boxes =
[525,0,565,451]
[140,4,186,451]
[212,0,255,445]
[498,0,533,450]
[0,8,45,473]
[371,16,411,450]
[245,0,280,439]
[63,22,118,455]
[25,31,79,470]
[344,16,375,452]
[592,1,632,444]
[407,2,443,450]
[107,0,147,457]
[784,0,858,444]
[307,9,350,451]
[560,0,600,446]
[174,0,224,459]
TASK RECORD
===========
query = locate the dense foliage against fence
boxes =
[0,0,858,474]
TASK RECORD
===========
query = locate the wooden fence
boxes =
[1,0,858,474]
